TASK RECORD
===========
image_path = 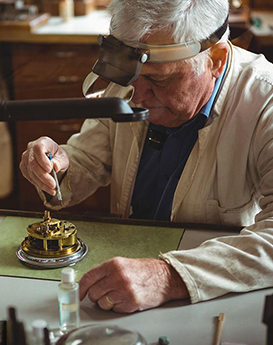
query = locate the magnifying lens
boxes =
[55,325,147,345]
[82,16,229,99]
[82,72,134,101]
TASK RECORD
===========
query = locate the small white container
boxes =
[58,267,80,333]
[30,319,48,345]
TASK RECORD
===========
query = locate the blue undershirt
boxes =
[130,64,226,221]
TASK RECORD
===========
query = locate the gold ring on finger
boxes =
[105,295,115,307]
[98,295,115,310]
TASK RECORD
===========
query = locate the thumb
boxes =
[52,148,69,174]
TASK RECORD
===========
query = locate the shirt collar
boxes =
[199,60,228,118]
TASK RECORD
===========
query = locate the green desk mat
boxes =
[0,216,184,281]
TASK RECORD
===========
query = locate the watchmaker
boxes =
[20,0,273,313]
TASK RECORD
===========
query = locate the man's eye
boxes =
[147,76,169,83]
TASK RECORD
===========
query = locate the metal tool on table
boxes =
[45,151,63,206]
[263,293,273,345]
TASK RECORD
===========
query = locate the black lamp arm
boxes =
[0,98,149,123]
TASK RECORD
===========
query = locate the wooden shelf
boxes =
[0,13,50,31]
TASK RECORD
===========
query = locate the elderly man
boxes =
[20,0,273,313]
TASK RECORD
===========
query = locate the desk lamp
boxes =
[0,97,148,122]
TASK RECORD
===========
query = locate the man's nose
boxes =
[131,76,153,104]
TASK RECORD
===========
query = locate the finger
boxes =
[19,159,33,184]
[21,142,52,179]
[29,136,66,174]
[27,154,55,189]
[25,140,50,171]
[79,263,107,301]
[95,291,138,314]
[34,143,69,188]
[84,275,114,303]
[30,169,57,195]
[20,152,57,195]
[50,148,69,174]
[97,294,115,311]
[32,141,56,173]
[112,303,138,314]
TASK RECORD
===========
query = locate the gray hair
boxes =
[108,0,230,76]
[184,27,230,75]
[108,0,229,44]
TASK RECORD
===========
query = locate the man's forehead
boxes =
[141,59,188,76]
[142,63,175,76]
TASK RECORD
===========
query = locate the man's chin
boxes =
[148,110,172,126]
[148,112,184,128]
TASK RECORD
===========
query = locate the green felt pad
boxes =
[0,216,183,282]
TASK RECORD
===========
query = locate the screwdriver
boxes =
[46,151,63,206]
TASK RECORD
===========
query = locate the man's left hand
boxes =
[79,256,189,313]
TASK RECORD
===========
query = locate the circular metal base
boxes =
[16,238,88,268]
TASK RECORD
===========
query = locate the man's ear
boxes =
[210,43,229,78]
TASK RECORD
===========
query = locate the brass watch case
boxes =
[16,210,88,268]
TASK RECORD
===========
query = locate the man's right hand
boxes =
[20,136,69,196]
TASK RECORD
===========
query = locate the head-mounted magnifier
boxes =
[83,16,228,99]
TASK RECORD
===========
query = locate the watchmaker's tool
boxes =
[213,313,225,345]
[6,307,27,345]
[16,210,88,268]
[46,151,63,206]
[263,294,273,345]
[0,320,7,345]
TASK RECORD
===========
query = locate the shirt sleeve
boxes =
[160,100,273,304]
[160,223,273,303]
